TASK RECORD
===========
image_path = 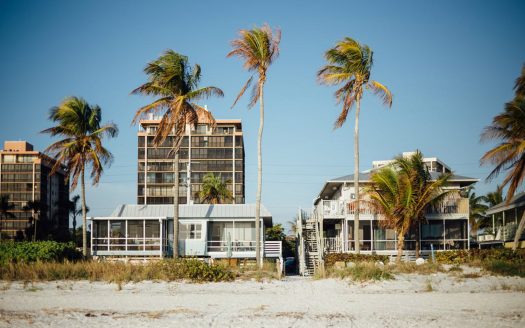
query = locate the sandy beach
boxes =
[1,273,524,328]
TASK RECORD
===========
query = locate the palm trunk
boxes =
[72,215,77,245]
[81,167,88,257]
[353,97,361,253]
[255,81,265,269]
[33,214,37,242]
[512,211,525,251]
[173,151,180,258]
[415,221,420,258]
[396,232,405,264]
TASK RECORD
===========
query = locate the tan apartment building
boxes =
[137,115,245,205]
[0,141,69,240]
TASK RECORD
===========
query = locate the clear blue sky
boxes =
[1,0,524,229]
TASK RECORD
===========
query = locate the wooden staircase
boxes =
[303,225,319,276]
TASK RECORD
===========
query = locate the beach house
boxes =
[296,152,478,275]
[90,203,282,260]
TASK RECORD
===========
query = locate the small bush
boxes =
[328,262,393,282]
[0,241,81,264]
[482,260,525,278]
[324,253,389,268]
[435,249,525,265]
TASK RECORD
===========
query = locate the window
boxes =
[179,223,202,239]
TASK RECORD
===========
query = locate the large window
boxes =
[179,223,202,239]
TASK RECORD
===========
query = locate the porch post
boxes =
[160,218,163,258]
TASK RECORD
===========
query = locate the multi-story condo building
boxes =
[296,152,478,275]
[0,141,69,239]
[137,115,245,205]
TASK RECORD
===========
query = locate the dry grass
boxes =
[391,262,444,274]
[0,259,234,283]
[328,262,393,282]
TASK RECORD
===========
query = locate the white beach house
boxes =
[90,203,282,260]
[297,152,478,275]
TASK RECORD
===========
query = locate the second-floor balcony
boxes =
[318,197,469,219]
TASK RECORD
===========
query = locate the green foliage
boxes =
[324,253,388,267]
[435,249,525,265]
[0,241,81,264]
[482,260,525,278]
[0,259,234,282]
[265,224,286,241]
[329,262,393,282]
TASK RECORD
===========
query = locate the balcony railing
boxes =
[319,197,469,218]
[206,240,282,257]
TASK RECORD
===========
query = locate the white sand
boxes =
[1,273,524,327]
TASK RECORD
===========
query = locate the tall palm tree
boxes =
[42,96,118,256]
[228,24,281,267]
[198,173,233,204]
[318,37,392,253]
[0,195,15,240]
[132,50,222,258]
[69,195,88,245]
[23,200,43,241]
[395,151,451,257]
[481,65,525,250]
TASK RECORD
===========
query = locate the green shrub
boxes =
[329,262,393,281]
[324,253,389,268]
[482,260,525,278]
[0,241,81,264]
[435,249,525,265]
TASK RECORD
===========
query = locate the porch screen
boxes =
[234,222,255,241]
[209,222,234,241]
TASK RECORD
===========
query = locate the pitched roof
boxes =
[108,203,272,219]
[486,192,525,215]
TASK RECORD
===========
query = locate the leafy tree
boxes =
[228,24,280,266]
[317,37,392,253]
[42,96,118,256]
[198,173,233,204]
[481,64,525,250]
[0,195,15,240]
[265,224,286,241]
[132,50,222,257]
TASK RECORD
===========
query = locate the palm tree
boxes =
[367,167,412,263]
[395,151,451,257]
[228,24,281,267]
[0,195,15,240]
[481,65,525,250]
[464,187,488,236]
[317,37,392,253]
[198,173,233,204]
[69,195,88,244]
[42,96,118,256]
[23,200,43,241]
[132,50,223,258]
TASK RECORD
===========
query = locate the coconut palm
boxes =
[464,187,489,236]
[198,173,233,204]
[42,96,118,256]
[481,65,525,250]
[132,50,222,258]
[69,195,88,245]
[318,37,392,253]
[0,195,15,240]
[228,24,281,267]
[395,151,452,257]
[367,167,412,263]
[482,188,504,207]
[23,200,43,241]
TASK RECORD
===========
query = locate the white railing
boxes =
[323,237,342,253]
[207,240,256,252]
[264,241,282,257]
